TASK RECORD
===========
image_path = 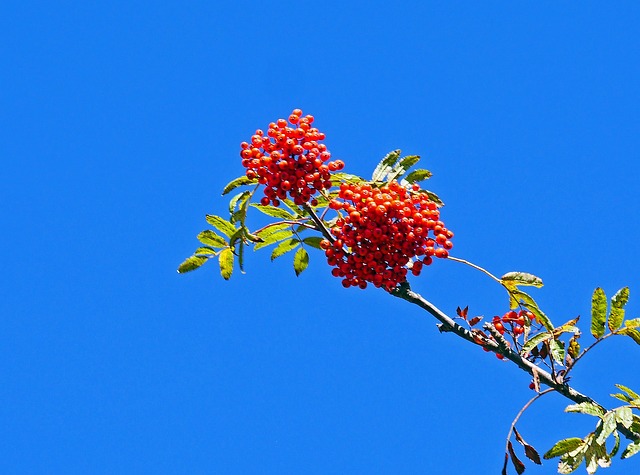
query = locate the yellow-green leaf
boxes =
[609,287,629,331]
[222,175,257,195]
[521,332,553,354]
[254,230,294,251]
[218,248,234,280]
[501,272,544,289]
[544,438,585,459]
[591,288,607,339]
[270,239,300,260]
[302,236,324,249]
[405,168,432,184]
[177,255,208,273]
[372,149,401,182]
[206,215,236,237]
[197,230,228,248]
[618,327,640,345]
[565,402,605,417]
[622,439,640,459]
[250,203,296,219]
[293,247,309,276]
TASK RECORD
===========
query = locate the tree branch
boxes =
[390,282,640,442]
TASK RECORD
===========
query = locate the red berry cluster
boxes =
[492,310,532,337]
[240,109,344,207]
[319,180,453,290]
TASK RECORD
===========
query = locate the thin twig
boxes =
[505,388,554,454]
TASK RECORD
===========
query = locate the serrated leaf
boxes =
[218,248,234,280]
[501,272,544,289]
[302,236,324,249]
[387,154,420,181]
[254,230,294,251]
[584,440,610,473]
[609,430,620,458]
[610,393,632,403]
[618,327,640,345]
[255,223,292,238]
[222,175,257,195]
[507,441,525,475]
[270,239,300,260]
[609,287,629,331]
[372,150,401,182]
[206,215,237,237]
[281,198,303,215]
[194,246,217,255]
[549,339,566,365]
[545,438,585,459]
[624,318,640,328]
[417,189,444,206]
[552,316,581,338]
[521,331,553,354]
[197,230,228,248]
[595,411,617,445]
[510,289,554,331]
[229,191,252,222]
[405,168,432,184]
[330,172,365,186]
[616,407,633,429]
[622,439,640,459]
[250,203,296,219]
[293,247,309,276]
[591,288,607,339]
[177,255,208,273]
[615,384,640,400]
[565,402,605,417]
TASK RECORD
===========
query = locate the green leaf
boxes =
[545,438,585,459]
[254,230,294,251]
[501,271,544,288]
[511,289,554,331]
[218,248,234,280]
[611,393,632,404]
[584,440,610,473]
[615,384,640,400]
[238,240,245,272]
[549,339,566,365]
[609,430,621,458]
[197,230,228,248]
[222,175,257,195]
[177,255,208,273]
[595,411,617,445]
[194,246,218,255]
[591,287,607,339]
[206,215,237,237]
[621,439,640,459]
[416,189,444,206]
[615,407,634,429]
[565,402,605,417]
[302,236,324,249]
[609,287,629,331]
[372,150,401,182]
[255,223,292,238]
[229,191,251,221]
[293,247,309,276]
[330,172,365,186]
[270,239,300,260]
[618,327,640,345]
[405,168,432,184]
[387,154,420,181]
[250,203,296,219]
[624,318,640,328]
[521,331,553,354]
[282,198,303,216]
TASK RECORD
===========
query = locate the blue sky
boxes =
[2,1,640,473]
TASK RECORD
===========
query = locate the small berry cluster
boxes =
[240,109,344,207]
[491,310,532,337]
[319,180,453,290]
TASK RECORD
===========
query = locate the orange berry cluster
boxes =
[319,180,453,290]
[492,310,532,336]
[240,109,344,207]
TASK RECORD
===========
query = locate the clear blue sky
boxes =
[2,1,639,474]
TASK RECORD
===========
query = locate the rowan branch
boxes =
[390,282,640,442]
